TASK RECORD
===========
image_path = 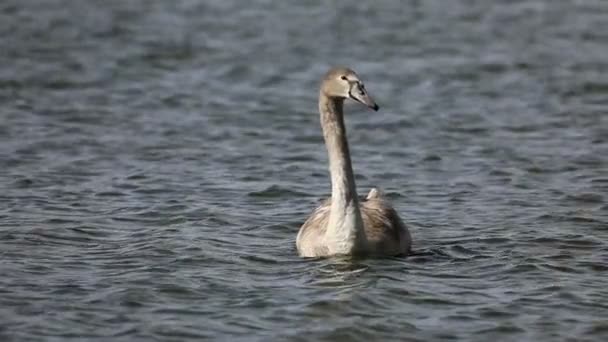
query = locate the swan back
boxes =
[296,191,412,257]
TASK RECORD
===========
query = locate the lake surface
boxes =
[1,0,607,341]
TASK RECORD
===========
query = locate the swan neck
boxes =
[318,92,367,254]
[319,94,359,205]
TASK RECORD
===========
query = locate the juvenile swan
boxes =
[296,67,412,257]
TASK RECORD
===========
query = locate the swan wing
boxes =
[296,198,331,257]
[361,196,412,255]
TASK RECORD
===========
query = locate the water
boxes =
[1,0,607,340]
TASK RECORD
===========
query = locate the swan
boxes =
[296,67,412,257]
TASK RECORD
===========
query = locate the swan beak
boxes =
[349,84,379,111]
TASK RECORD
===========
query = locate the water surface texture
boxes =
[1,0,608,341]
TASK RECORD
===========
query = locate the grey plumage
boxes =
[297,189,412,257]
[296,67,412,258]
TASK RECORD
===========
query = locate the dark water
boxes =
[1,0,607,341]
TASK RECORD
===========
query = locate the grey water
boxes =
[1,0,607,341]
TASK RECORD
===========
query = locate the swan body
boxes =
[296,67,412,257]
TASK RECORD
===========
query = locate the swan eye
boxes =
[341,76,348,81]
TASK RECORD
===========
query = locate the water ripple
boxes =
[1,0,608,341]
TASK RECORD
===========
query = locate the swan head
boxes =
[321,67,379,111]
